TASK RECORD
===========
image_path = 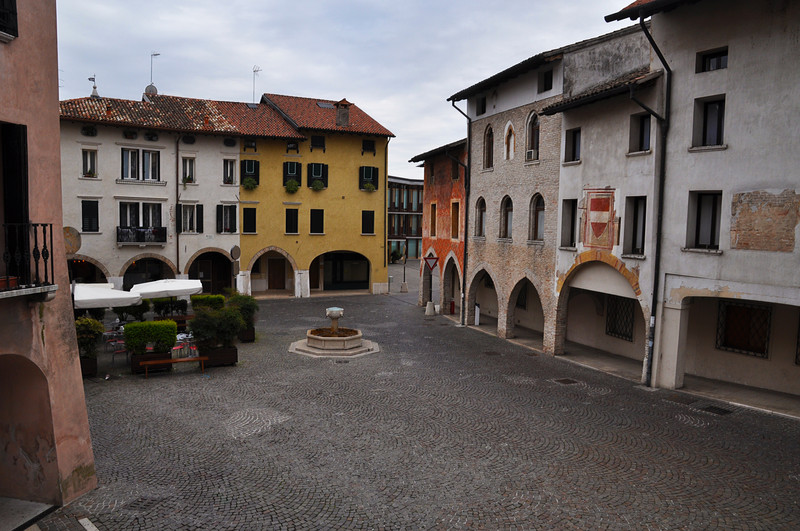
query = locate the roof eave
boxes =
[605,0,692,22]
[542,70,662,115]
[409,138,468,163]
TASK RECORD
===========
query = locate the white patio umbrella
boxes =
[129,278,203,299]
[72,283,143,309]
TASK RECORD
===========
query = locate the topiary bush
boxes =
[227,293,259,328]
[75,317,105,358]
[191,294,225,310]
[310,179,325,191]
[284,178,299,194]
[124,320,177,355]
[242,177,258,191]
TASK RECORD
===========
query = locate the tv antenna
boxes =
[252,65,262,103]
[150,52,160,84]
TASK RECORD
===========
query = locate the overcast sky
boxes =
[56,0,633,180]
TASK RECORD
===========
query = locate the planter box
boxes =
[130,351,173,375]
[0,276,19,290]
[238,326,255,343]
[200,345,238,367]
[80,357,97,378]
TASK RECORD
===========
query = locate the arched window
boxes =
[526,114,540,161]
[529,194,545,241]
[476,197,486,237]
[484,126,494,169]
[500,196,513,239]
[505,125,515,160]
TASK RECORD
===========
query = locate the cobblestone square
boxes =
[40,290,800,530]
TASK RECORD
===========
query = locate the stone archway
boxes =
[466,264,502,335]
[248,246,299,296]
[185,248,234,294]
[505,275,546,348]
[119,254,177,290]
[440,254,462,317]
[67,254,111,283]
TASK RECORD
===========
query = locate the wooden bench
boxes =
[139,356,209,379]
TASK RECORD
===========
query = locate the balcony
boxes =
[1,222,57,299]
[116,226,167,246]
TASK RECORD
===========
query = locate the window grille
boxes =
[716,300,771,358]
[606,295,635,342]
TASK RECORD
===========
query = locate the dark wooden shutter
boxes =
[216,204,223,233]
[119,202,125,227]
[243,208,256,233]
[82,201,98,232]
[196,204,203,233]
[322,164,329,187]
[306,163,313,187]
[359,166,365,189]
[176,204,182,233]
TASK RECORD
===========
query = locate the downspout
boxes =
[384,137,390,270]
[636,16,671,387]
[175,134,181,275]
[451,100,471,326]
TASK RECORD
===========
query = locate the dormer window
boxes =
[362,139,376,155]
[286,140,299,153]
[243,138,257,152]
[311,135,326,152]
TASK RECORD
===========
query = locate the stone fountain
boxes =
[289,307,380,358]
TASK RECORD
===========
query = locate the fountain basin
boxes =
[307,328,363,350]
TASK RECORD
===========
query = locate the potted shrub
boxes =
[75,316,104,378]
[310,179,325,191]
[125,320,177,374]
[190,306,244,367]
[242,176,258,191]
[227,293,259,342]
[190,294,225,310]
[362,182,376,192]
[126,299,151,322]
[284,178,299,194]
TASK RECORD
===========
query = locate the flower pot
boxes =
[0,276,19,290]
[80,357,97,378]
[201,345,238,367]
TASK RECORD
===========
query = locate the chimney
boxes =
[335,98,351,127]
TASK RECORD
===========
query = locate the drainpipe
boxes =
[175,134,181,275]
[635,16,671,387]
[451,101,471,326]
[385,137,390,271]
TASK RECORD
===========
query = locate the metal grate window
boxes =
[605,295,635,342]
[715,300,771,358]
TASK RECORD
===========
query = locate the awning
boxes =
[72,283,142,309]
[129,279,203,299]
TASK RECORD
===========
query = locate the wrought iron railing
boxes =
[116,226,167,244]
[1,222,54,292]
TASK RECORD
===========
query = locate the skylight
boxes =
[316,102,335,109]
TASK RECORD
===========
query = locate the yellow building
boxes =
[237,94,393,296]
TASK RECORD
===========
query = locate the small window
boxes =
[362,210,375,234]
[629,113,651,153]
[285,208,299,234]
[504,126,515,160]
[362,139,376,155]
[310,209,324,234]
[182,157,195,183]
[476,198,486,237]
[451,202,460,239]
[81,200,99,232]
[484,126,494,169]
[307,163,328,188]
[476,96,487,116]
[430,203,437,237]
[242,208,256,233]
[500,196,513,239]
[696,47,728,73]
[529,195,545,241]
[693,96,725,147]
[625,196,647,255]
[688,191,722,249]
[243,138,257,152]
[310,135,326,152]
[177,204,203,234]
[283,161,302,186]
[565,128,581,162]
[359,166,379,190]
[716,300,771,358]
[121,148,139,180]
[216,204,237,233]
[0,1,19,41]
[606,295,635,342]
[560,199,578,247]
[538,69,553,93]
[526,114,540,161]
[286,140,299,153]
[142,150,160,181]
[223,159,236,185]
[81,149,97,178]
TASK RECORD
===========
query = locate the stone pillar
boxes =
[497,301,512,338]
[236,270,251,296]
[295,270,310,298]
[108,276,124,290]
[653,300,690,389]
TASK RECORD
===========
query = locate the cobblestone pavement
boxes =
[40,291,800,530]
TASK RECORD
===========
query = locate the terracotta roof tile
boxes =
[59,94,304,139]
[263,93,394,137]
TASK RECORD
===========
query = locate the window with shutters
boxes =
[223,159,236,185]
[307,163,328,188]
[0,1,18,42]
[359,166,379,190]
[81,201,99,232]
[216,204,237,233]
[285,208,299,234]
[310,135,326,152]
[177,204,203,234]
[310,209,324,234]
[283,161,301,185]
[362,210,375,234]
[241,159,259,185]
[81,149,97,178]
[242,208,256,234]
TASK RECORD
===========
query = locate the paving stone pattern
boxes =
[40,291,800,530]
